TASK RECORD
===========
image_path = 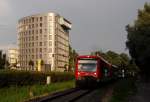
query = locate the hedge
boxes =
[0,70,74,87]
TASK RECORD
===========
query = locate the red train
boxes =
[75,55,117,87]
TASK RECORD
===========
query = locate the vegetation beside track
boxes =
[0,70,74,87]
[0,80,75,102]
[110,78,137,102]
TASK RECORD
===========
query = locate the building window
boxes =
[49,35,52,40]
[49,16,52,21]
[44,29,47,33]
[36,30,38,34]
[36,36,38,40]
[32,42,34,47]
[49,41,52,46]
[36,48,38,52]
[44,35,47,38]
[40,54,42,58]
[40,48,42,53]
[32,55,34,59]
[40,42,42,46]
[29,19,31,23]
[26,19,28,23]
[32,36,34,40]
[32,17,34,22]
[29,25,31,29]
[40,17,42,21]
[40,23,42,27]
[44,48,47,52]
[49,48,52,53]
[44,16,47,20]
[32,30,34,34]
[32,24,34,28]
[40,29,42,34]
[40,34,42,39]
[29,31,31,35]
[32,48,34,53]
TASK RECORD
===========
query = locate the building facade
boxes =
[8,48,19,69]
[18,12,72,72]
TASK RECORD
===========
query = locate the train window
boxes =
[78,60,97,72]
[104,68,108,77]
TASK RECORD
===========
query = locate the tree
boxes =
[91,50,108,59]
[29,60,34,70]
[69,45,78,71]
[91,50,130,70]
[126,3,150,77]
[0,50,8,69]
[119,53,130,69]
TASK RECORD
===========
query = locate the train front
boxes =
[75,56,100,87]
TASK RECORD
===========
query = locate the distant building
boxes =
[8,48,19,69]
[18,12,72,72]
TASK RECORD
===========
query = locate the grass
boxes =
[0,80,75,102]
[110,78,137,102]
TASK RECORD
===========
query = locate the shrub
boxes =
[0,70,74,87]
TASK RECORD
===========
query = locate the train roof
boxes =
[77,55,111,65]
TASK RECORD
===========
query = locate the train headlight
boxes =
[94,72,97,75]
[78,72,80,75]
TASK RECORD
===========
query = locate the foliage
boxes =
[110,78,137,102]
[91,50,130,69]
[29,60,34,70]
[126,3,150,76]
[0,80,74,102]
[0,70,74,87]
[90,50,139,75]
[0,50,8,69]
[69,45,78,71]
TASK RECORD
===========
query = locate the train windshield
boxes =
[78,59,97,72]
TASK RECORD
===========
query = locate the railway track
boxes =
[27,88,93,102]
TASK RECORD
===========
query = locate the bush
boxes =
[0,70,74,87]
[110,78,137,102]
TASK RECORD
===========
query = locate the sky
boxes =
[0,0,149,54]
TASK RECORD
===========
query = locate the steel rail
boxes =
[27,88,80,102]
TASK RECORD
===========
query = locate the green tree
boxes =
[69,45,78,71]
[0,50,8,69]
[29,60,34,70]
[106,51,122,67]
[126,3,150,77]
[91,50,108,59]
[119,53,130,69]
[91,50,130,70]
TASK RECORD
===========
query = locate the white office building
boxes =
[17,12,72,72]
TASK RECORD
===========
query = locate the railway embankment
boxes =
[128,78,150,102]
[0,70,75,102]
[0,80,74,102]
[107,78,137,102]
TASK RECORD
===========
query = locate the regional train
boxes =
[75,55,118,87]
